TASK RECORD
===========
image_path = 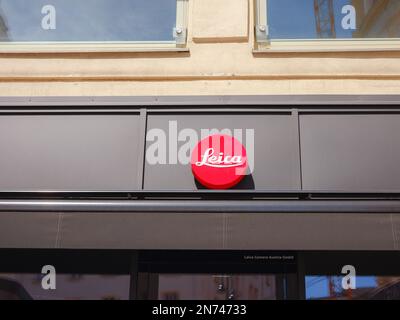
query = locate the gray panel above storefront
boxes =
[0,209,398,250]
[226,213,395,250]
[0,114,141,191]
[300,114,400,191]
[144,114,301,190]
[59,212,224,249]
[0,212,60,248]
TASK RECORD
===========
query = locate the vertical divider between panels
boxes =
[292,109,303,190]
[274,274,286,300]
[129,251,139,300]
[137,108,148,191]
[296,252,306,300]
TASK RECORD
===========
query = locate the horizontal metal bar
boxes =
[1,95,400,107]
[1,190,400,200]
[1,108,400,115]
[1,200,400,213]
[146,108,400,114]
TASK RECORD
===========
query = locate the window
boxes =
[137,251,298,300]
[0,0,188,52]
[0,273,130,300]
[157,274,279,300]
[255,0,400,51]
[306,276,400,300]
[0,250,133,300]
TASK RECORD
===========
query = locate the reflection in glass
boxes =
[0,274,130,300]
[158,274,278,300]
[0,5,7,41]
[306,276,400,300]
[267,0,400,39]
[0,0,176,42]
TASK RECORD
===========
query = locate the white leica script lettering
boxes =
[195,148,244,168]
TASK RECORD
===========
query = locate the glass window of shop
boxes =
[0,250,133,300]
[157,274,281,300]
[0,273,130,300]
[306,275,400,300]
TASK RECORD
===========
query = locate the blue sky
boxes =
[0,0,176,41]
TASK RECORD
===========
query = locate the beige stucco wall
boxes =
[0,0,399,97]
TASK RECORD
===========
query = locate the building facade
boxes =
[0,0,400,300]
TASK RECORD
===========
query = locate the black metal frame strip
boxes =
[0,190,400,200]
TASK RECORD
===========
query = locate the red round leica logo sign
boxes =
[191,134,248,189]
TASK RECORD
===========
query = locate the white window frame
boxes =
[0,0,189,53]
[254,0,400,52]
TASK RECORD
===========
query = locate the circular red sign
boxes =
[191,134,248,189]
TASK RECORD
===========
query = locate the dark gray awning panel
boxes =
[0,200,399,250]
